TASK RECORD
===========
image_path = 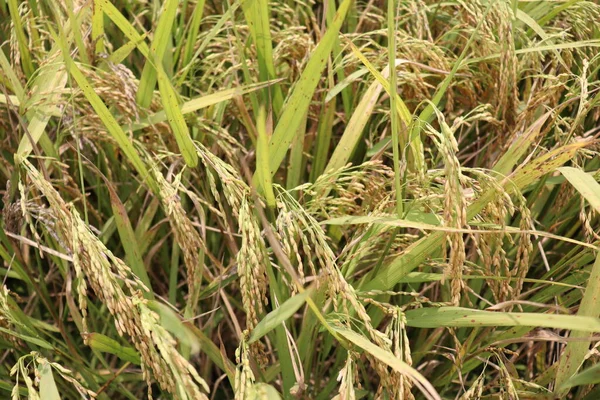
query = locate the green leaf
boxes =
[310,95,336,181]
[255,106,276,208]
[91,0,105,54]
[124,80,280,132]
[285,112,308,191]
[325,68,369,103]
[405,307,600,332]
[249,290,310,344]
[95,0,151,58]
[38,361,61,400]
[107,33,149,65]
[0,46,25,104]
[64,0,90,65]
[242,0,283,115]
[348,43,412,126]
[560,362,600,390]
[136,0,179,108]
[323,63,387,178]
[324,55,425,183]
[558,167,600,213]
[155,57,199,167]
[387,0,405,216]
[104,175,153,297]
[555,251,600,394]
[176,2,240,87]
[184,323,237,385]
[265,0,352,177]
[0,327,53,349]
[510,140,590,190]
[467,40,600,65]
[87,333,141,365]
[180,0,205,69]
[515,10,568,70]
[324,215,595,250]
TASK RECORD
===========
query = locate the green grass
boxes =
[1,0,600,399]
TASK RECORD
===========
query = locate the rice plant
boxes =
[1,0,600,398]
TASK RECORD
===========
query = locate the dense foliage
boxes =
[1,0,600,398]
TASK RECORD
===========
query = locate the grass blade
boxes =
[155,56,199,167]
[64,0,90,65]
[347,43,415,153]
[249,290,310,344]
[242,0,283,115]
[493,111,551,177]
[285,112,308,191]
[555,248,600,394]
[324,76,384,175]
[265,0,352,178]
[38,361,61,400]
[95,0,151,58]
[103,174,154,297]
[310,96,336,181]
[124,80,280,132]
[558,167,600,213]
[0,46,25,104]
[180,0,205,69]
[405,306,600,332]
[91,0,105,54]
[107,33,149,65]
[255,106,276,208]
[87,333,141,365]
[136,0,178,108]
[324,57,422,181]
[387,0,403,216]
[559,362,600,390]
[147,301,200,354]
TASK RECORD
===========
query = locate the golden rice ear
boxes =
[19,159,209,400]
[237,197,268,332]
[152,165,207,315]
[275,185,409,397]
[424,108,467,305]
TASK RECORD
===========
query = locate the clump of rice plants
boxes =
[1,0,600,398]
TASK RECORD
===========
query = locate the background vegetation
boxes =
[1,0,600,398]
